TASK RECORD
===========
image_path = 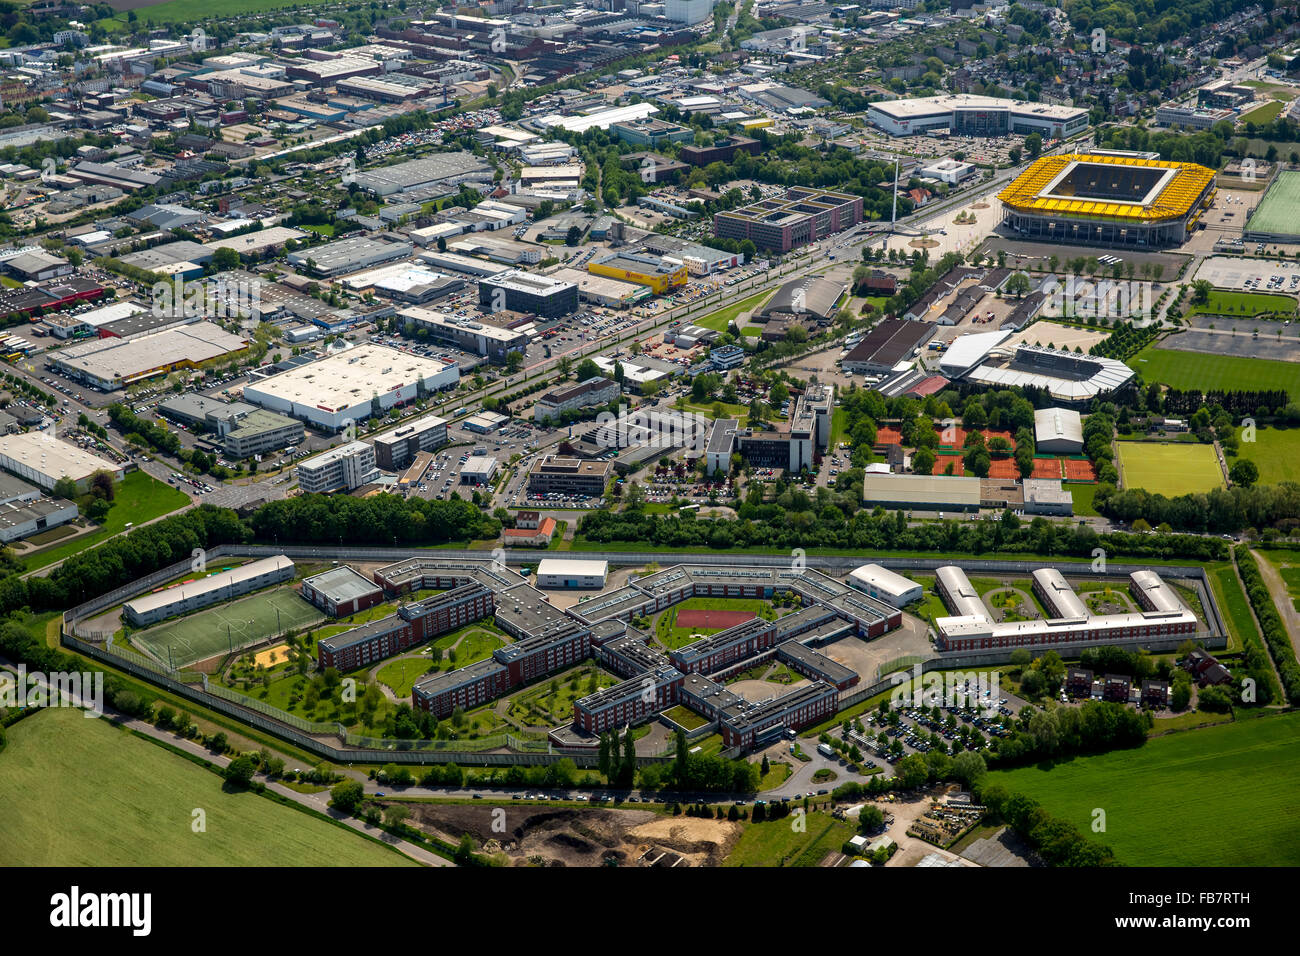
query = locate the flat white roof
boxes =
[0,432,121,482]
[245,344,455,414]
[870,94,1087,122]
[537,103,658,133]
[124,555,294,616]
[849,563,920,598]
[536,558,609,578]
[52,322,249,383]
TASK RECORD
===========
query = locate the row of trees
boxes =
[1235,547,1300,704]
[577,505,1229,562]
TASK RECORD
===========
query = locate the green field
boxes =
[662,704,709,730]
[724,813,856,866]
[1240,99,1286,124]
[692,289,775,332]
[1069,482,1099,516]
[1129,345,1300,401]
[0,708,413,866]
[100,0,339,25]
[1246,169,1300,238]
[1189,288,1298,318]
[134,586,324,667]
[990,713,1300,866]
[1116,440,1224,496]
[22,470,190,572]
[375,657,434,698]
[1227,426,1300,486]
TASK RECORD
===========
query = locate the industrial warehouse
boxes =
[997,153,1217,247]
[243,344,460,431]
[47,321,249,391]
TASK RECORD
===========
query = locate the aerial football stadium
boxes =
[998,153,1216,248]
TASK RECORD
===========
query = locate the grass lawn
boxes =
[681,399,749,419]
[22,470,190,572]
[300,223,335,237]
[991,712,1300,866]
[103,0,340,24]
[1116,440,1224,496]
[741,325,763,336]
[1240,100,1286,124]
[662,704,709,730]
[758,760,791,790]
[1227,426,1300,486]
[1188,288,1297,318]
[1129,344,1300,401]
[0,708,413,866]
[1069,482,1099,516]
[1208,564,1257,656]
[724,813,856,866]
[376,656,435,698]
[507,665,617,727]
[692,289,775,332]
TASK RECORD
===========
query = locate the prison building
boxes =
[411,659,512,718]
[847,564,923,608]
[773,604,845,642]
[573,665,683,734]
[492,619,590,685]
[775,641,860,691]
[935,565,988,619]
[677,672,744,721]
[300,565,384,617]
[315,615,414,672]
[398,582,495,642]
[122,555,294,627]
[1031,568,1089,620]
[717,681,839,749]
[668,618,779,675]
[1129,569,1187,614]
[825,590,905,639]
[315,583,492,669]
[598,632,671,678]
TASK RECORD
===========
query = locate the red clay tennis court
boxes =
[675,609,756,629]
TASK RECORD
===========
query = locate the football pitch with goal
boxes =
[132,587,325,667]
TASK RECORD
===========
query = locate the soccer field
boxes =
[1116,441,1224,496]
[990,713,1300,866]
[1246,169,1300,238]
[133,586,324,667]
[1129,345,1300,400]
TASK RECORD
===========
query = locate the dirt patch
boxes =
[972,202,990,209]
[910,238,941,249]
[254,643,289,668]
[396,803,742,866]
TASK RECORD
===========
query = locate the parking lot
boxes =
[1193,254,1300,292]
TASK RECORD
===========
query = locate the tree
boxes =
[52,476,78,500]
[912,447,936,475]
[1024,132,1042,159]
[951,751,987,789]
[565,225,583,246]
[504,350,524,374]
[211,247,241,271]
[330,779,365,812]
[1229,459,1258,488]
[224,755,256,788]
[1004,272,1031,298]
[576,358,601,381]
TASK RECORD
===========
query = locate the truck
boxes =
[817,743,838,760]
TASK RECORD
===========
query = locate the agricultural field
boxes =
[724,812,857,867]
[1129,345,1300,401]
[990,713,1300,866]
[1116,441,1224,496]
[0,708,412,867]
[132,586,325,668]
[1227,426,1300,486]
